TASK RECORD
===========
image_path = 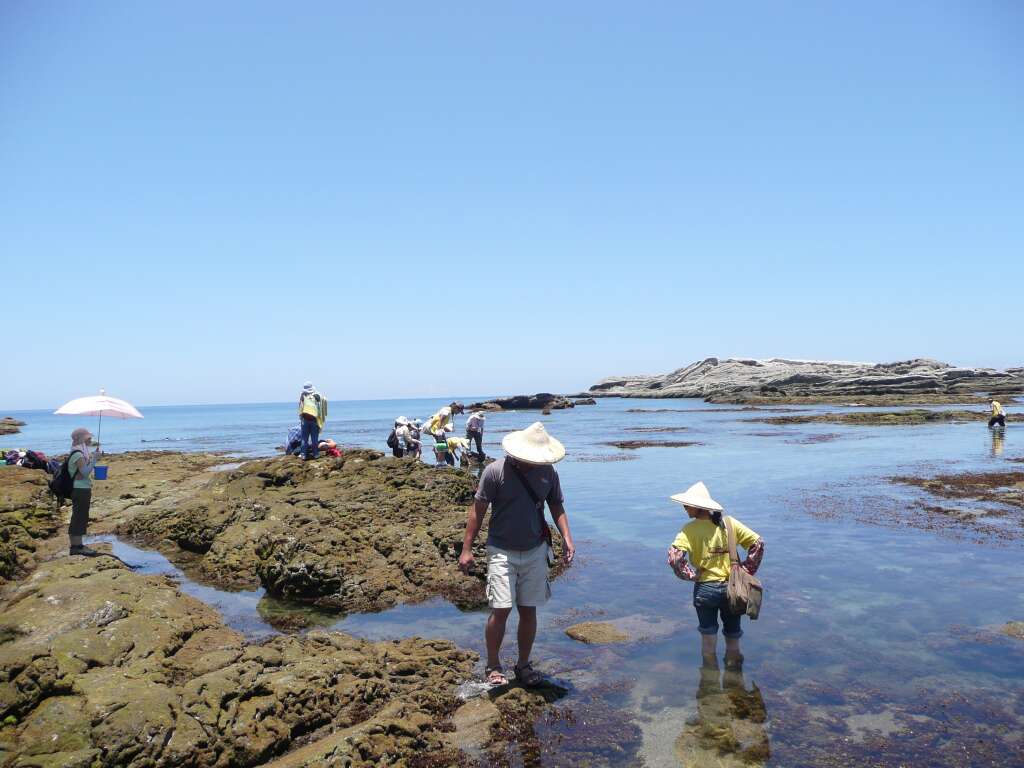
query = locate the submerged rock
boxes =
[753,409,1019,426]
[0,555,475,768]
[565,621,631,644]
[604,440,702,450]
[582,357,1024,403]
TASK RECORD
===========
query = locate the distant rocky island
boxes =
[0,417,25,435]
[579,358,1024,404]
[469,393,596,412]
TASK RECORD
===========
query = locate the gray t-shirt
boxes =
[475,457,564,551]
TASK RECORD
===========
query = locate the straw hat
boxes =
[501,422,565,465]
[670,481,723,512]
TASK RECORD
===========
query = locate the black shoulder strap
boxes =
[64,449,83,474]
[507,460,543,508]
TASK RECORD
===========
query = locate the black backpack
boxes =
[386,429,397,449]
[48,450,82,501]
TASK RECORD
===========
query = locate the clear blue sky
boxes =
[3,2,1022,409]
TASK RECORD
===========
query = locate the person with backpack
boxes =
[297,382,328,460]
[667,482,764,670]
[388,417,414,458]
[66,427,101,557]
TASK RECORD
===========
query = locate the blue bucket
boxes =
[94,465,108,480]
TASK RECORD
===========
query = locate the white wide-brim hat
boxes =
[670,481,723,512]
[502,422,565,465]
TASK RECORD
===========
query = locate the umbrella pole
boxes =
[97,412,103,448]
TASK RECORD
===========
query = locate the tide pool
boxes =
[9,396,1021,765]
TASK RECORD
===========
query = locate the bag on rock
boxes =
[725,516,763,619]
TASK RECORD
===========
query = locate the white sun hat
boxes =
[501,422,566,465]
[670,481,723,512]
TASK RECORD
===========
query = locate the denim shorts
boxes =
[693,580,743,638]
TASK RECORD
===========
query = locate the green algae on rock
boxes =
[0,555,476,768]
[751,409,1019,426]
[565,622,630,644]
[118,451,564,613]
[0,466,61,582]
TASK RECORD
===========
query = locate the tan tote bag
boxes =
[725,516,763,620]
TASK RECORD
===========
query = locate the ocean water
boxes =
[4,398,1022,766]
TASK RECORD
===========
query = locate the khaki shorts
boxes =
[486,543,551,609]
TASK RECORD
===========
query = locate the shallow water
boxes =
[11,397,1023,766]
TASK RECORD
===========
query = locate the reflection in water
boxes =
[676,661,770,767]
[990,428,1005,457]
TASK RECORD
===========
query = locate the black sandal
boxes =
[514,661,543,687]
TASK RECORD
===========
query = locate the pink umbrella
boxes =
[54,389,144,446]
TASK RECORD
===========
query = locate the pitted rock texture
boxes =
[0,556,475,768]
[0,467,61,583]
[118,451,563,613]
[584,357,1024,403]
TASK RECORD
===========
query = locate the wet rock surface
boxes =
[891,470,1024,510]
[753,409,1019,426]
[0,419,23,436]
[1002,621,1024,640]
[466,680,643,767]
[565,622,630,644]
[117,451,519,612]
[804,470,1024,544]
[0,467,61,582]
[583,357,1024,403]
[0,555,475,768]
[469,394,575,411]
[604,440,702,450]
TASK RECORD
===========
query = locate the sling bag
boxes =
[725,516,763,620]
[506,461,554,557]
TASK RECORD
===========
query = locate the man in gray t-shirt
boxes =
[458,422,576,688]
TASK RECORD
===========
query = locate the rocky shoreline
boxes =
[115,451,563,613]
[580,357,1024,404]
[0,451,577,767]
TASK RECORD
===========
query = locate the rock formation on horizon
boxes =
[582,357,1024,402]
